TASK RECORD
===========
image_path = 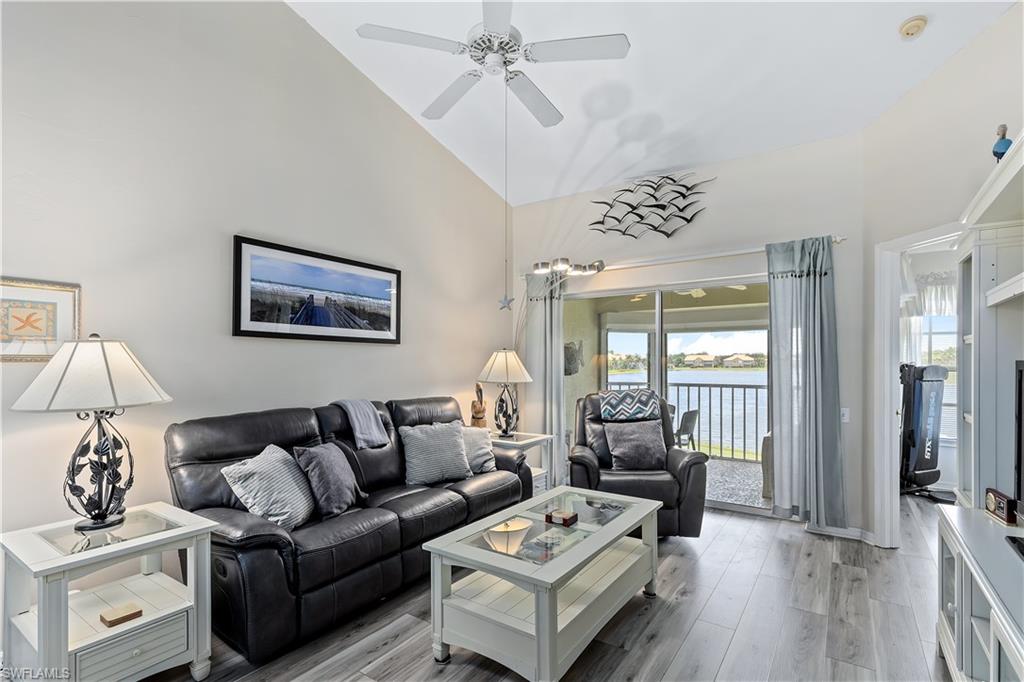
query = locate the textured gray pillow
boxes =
[605,420,667,471]
[221,444,315,530]
[399,421,472,486]
[293,441,365,519]
[463,426,497,474]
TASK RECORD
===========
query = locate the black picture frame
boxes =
[1015,360,1023,501]
[232,235,401,344]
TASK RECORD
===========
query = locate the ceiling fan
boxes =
[356,1,631,127]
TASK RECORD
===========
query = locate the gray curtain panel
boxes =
[766,236,847,529]
[528,273,565,486]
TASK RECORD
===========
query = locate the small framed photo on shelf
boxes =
[0,277,81,362]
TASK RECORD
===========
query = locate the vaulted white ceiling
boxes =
[290,2,1013,206]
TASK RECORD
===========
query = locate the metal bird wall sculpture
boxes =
[589,172,715,239]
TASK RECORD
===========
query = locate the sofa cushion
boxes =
[463,426,497,473]
[293,441,365,519]
[599,469,679,508]
[439,471,521,522]
[313,402,403,492]
[387,397,463,430]
[290,507,401,593]
[221,445,316,531]
[605,420,668,471]
[399,421,472,486]
[165,407,321,512]
[367,487,467,548]
[364,484,429,508]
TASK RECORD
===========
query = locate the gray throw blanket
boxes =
[333,399,389,450]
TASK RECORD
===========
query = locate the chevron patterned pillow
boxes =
[599,389,660,422]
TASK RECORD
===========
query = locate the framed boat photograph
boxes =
[1,277,81,362]
[233,236,401,344]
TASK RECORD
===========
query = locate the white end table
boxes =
[2,502,218,681]
[491,432,554,490]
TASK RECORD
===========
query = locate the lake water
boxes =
[607,368,769,457]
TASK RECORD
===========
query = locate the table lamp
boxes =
[12,334,171,531]
[478,349,532,436]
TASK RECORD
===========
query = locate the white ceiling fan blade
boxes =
[523,34,631,62]
[481,1,513,35]
[356,24,467,55]
[422,70,482,119]
[505,71,563,127]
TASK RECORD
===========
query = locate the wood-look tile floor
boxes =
[151,497,950,682]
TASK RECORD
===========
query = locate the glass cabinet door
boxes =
[940,534,958,636]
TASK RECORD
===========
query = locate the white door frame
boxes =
[872,223,963,549]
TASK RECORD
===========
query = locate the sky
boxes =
[608,316,956,357]
[609,330,768,356]
[251,254,391,299]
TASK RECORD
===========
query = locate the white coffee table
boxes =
[423,486,661,682]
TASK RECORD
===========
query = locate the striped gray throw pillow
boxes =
[221,444,315,531]
[399,421,472,486]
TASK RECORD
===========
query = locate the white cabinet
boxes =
[938,506,1024,682]
[954,224,1023,508]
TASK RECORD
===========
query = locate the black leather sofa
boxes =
[164,396,531,664]
[569,394,708,537]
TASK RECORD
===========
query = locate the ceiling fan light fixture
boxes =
[483,52,506,75]
[533,261,551,275]
[567,264,586,277]
[356,2,630,127]
[589,260,606,273]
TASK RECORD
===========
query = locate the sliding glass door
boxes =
[562,283,771,511]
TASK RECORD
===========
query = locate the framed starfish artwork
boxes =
[0,277,81,362]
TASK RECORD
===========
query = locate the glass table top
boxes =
[39,509,180,556]
[463,491,635,565]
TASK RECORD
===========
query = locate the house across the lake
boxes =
[723,353,756,368]
[684,353,716,367]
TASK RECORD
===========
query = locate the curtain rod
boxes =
[602,235,848,272]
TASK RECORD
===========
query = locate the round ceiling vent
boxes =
[900,15,928,40]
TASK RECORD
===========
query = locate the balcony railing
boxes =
[607,381,769,461]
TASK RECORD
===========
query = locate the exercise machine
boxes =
[899,363,956,504]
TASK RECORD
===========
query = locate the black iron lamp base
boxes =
[494,383,519,437]
[74,514,125,533]
[64,410,135,532]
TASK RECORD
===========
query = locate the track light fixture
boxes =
[532,258,605,277]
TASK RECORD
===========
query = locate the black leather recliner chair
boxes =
[568,394,708,537]
[164,397,531,664]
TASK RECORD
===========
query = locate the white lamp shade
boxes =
[478,349,533,384]
[12,338,172,412]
